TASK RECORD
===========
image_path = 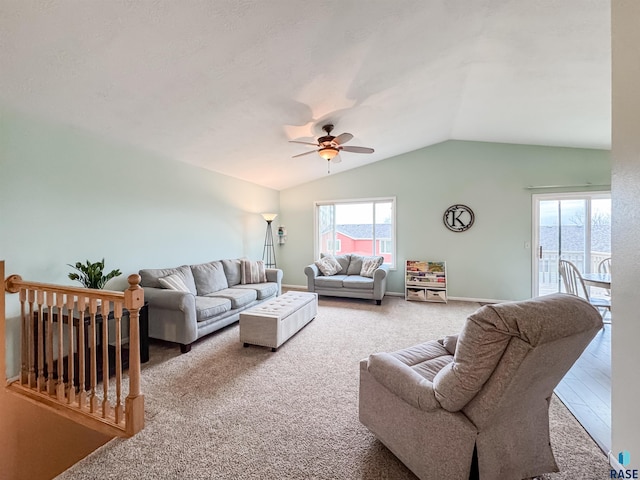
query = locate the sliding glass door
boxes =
[533,192,611,296]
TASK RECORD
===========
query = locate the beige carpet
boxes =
[56,296,609,479]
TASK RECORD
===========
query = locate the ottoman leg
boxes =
[271,347,278,352]
[243,343,249,348]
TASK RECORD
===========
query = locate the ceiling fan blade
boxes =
[340,146,374,154]
[292,150,317,158]
[333,133,353,145]
[289,140,319,146]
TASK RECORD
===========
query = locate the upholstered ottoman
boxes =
[239,291,318,351]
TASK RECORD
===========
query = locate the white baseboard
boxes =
[448,296,508,304]
[282,284,307,291]
[609,451,623,470]
[281,286,504,304]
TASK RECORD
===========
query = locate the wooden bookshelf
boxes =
[405,260,447,303]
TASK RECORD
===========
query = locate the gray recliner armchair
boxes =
[359,294,603,480]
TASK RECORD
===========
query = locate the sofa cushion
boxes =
[195,296,232,322]
[221,258,243,286]
[241,259,267,284]
[321,253,350,275]
[315,255,341,276]
[314,274,347,288]
[208,288,257,309]
[139,265,197,295]
[347,254,365,275]
[360,256,384,277]
[236,282,278,300]
[158,273,191,292]
[342,275,375,290]
[191,261,229,296]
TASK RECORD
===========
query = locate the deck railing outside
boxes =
[3,267,144,437]
[539,250,610,296]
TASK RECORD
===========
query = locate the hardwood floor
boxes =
[555,321,611,453]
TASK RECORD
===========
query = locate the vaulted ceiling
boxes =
[1,1,610,190]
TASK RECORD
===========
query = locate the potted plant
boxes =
[68,259,122,289]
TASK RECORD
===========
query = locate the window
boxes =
[327,239,342,252]
[379,239,392,254]
[315,197,396,268]
[533,192,611,297]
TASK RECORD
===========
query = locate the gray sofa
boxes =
[359,294,603,479]
[139,259,283,353]
[304,253,389,305]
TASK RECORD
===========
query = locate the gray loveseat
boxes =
[140,259,282,353]
[304,253,389,305]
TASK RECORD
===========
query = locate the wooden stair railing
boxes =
[3,269,144,437]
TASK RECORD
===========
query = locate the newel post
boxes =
[124,273,144,435]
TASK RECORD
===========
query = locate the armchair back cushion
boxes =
[433,294,604,415]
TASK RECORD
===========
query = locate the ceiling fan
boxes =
[289,124,374,171]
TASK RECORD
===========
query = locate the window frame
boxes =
[314,196,397,269]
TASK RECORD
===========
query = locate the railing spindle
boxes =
[36,290,45,392]
[55,292,65,401]
[19,288,27,385]
[27,290,36,388]
[101,300,111,419]
[66,294,76,404]
[77,296,87,409]
[88,298,98,413]
[114,302,123,424]
[45,291,55,395]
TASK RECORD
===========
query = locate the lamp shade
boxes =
[261,213,278,222]
[318,147,339,160]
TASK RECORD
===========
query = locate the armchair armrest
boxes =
[366,352,440,411]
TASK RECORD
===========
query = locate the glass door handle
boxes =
[539,246,543,259]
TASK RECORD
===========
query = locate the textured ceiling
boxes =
[0,1,610,190]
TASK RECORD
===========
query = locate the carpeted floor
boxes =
[56,296,609,479]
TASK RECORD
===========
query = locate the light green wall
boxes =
[0,109,611,375]
[278,140,610,301]
[1,108,278,376]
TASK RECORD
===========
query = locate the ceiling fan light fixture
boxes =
[318,147,339,160]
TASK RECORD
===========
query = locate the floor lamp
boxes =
[261,213,277,268]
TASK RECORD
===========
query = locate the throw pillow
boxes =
[241,259,267,284]
[315,255,341,276]
[158,273,191,292]
[321,253,349,274]
[360,256,384,278]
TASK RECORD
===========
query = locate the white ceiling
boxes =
[1,1,610,190]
